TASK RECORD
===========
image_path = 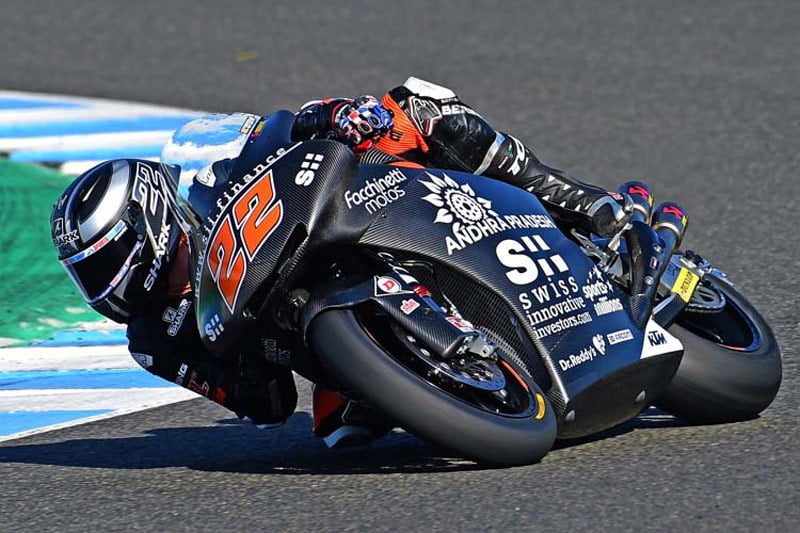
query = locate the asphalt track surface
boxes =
[2,0,798,530]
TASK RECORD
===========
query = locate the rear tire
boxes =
[655,275,782,423]
[308,308,557,465]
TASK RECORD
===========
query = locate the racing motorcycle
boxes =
[160,111,781,465]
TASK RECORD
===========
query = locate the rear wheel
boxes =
[655,275,782,423]
[308,307,557,465]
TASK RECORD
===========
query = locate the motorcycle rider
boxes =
[293,77,631,238]
[51,77,630,448]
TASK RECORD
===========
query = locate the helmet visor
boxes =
[60,220,143,303]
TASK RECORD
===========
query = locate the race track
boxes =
[1,0,798,529]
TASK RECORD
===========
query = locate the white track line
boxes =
[0,345,134,372]
[0,387,198,412]
[0,89,199,113]
[0,391,198,443]
[0,106,196,125]
[0,130,177,152]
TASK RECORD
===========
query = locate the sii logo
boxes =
[205,314,225,342]
[295,153,324,186]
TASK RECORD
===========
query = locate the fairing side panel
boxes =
[353,167,669,411]
[173,111,365,354]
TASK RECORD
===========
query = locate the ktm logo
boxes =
[647,331,667,346]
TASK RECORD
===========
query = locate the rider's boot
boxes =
[369,79,633,237]
[312,387,392,448]
[479,134,632,237]
[229,355,298,428]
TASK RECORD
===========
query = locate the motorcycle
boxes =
[159,111,781,465]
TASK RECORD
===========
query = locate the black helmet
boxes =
[51,159,183,323]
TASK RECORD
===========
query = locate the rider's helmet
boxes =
[51,159,183,323]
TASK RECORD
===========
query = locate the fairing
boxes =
[162,111,367,354]
[162,112,682,433]
[349,166,684,431]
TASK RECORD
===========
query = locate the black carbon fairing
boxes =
[164,111,368,355]
[349,167,682,429]
[164,111,681,435]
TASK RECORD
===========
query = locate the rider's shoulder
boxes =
[394,77,458,101]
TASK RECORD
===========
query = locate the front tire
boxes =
[308,308,557,465]
[655,275,782,423]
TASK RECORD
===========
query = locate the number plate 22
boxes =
[206,169,284,312]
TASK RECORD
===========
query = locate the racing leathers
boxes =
[292,77,630,238]
[126,240,298,427]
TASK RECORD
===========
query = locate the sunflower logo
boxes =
[420,173,499,232]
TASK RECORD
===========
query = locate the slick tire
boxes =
[656,276,782,424]
[308,308,557,465]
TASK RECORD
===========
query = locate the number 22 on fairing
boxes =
[207,170,284,312]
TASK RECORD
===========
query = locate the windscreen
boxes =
[160,112,261,232]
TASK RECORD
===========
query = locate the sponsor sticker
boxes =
[420,172,556,255]
[446,316,475,333]
[295,152,324,186]
[373,275,414,297]
[344,168,407,213]
[251,118,266,137]
[641,320,683,359]
[400,299,420,315]
[376,276,402,294]
[52,217,79,246]
[240,115,257,134]
[162,298,191,337]
[647,330,667,347]
[607,329,634,345]
[204,314,225,342]
[558,346,598,372]
[495,234,569,286]
[671,267,700,303]
[581,266,624,317]
[592,334,607,355]
[517,275,594,338]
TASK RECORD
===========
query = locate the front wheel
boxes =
[655,275,782,423]
[308,307,557,465]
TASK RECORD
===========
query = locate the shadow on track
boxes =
[0,408,688,474]
[554,408,688,450]
[0,412,490,475]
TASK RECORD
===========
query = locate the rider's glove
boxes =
[587,192,634,237]
[334,95,394,151]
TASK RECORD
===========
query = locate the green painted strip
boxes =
[0,160,107,346]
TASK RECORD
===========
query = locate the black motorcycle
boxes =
[161,111,781,465]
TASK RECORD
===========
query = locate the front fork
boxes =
[369,251,497,361]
